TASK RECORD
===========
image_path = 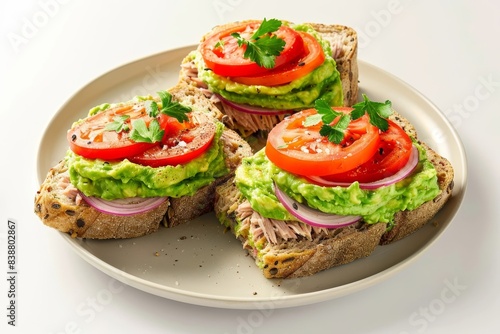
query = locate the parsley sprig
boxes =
[351,94,393,131]
[304,94,393,144]
[104,90,192,144]
[145,90,191,122]
[105,115,130,132]
[231,18,286,69]
[304,99,351,144]
[130,118,163,143]
[130,90,191,143]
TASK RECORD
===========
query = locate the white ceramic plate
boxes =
[37,45,467,309]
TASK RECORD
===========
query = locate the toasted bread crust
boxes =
[169,81,224,121]
[264,223,387,279]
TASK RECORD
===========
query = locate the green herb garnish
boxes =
[156,90,191,122]
[304,99,351,144]
[105,115,130,132]
[214,40,224,50]
[351,94,393,131]
[144,90,191,121]
[106,90,191,143]
[231,18,286,69]
[305,95,393,144]
[144,99,159,117]
[129,119,164,143]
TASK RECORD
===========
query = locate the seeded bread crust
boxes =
[34,83,252,239]
[213,111,454,278]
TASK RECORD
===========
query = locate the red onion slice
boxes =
[216,94,293,115]
[274,183,361,229]
[308,145,420,190]
[80,192,167,216]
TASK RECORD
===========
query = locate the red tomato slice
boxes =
[231,32,325,86]
[129,114,216,168]
[157,113,194,146]
[265,108,381,176]
[318,120,413,183]
[67,104,155,160]
[200,21,305,77]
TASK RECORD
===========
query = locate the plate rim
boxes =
[37,45,468,309]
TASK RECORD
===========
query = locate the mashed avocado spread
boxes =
[192,23,344,110]
[235,143,441,224]
[67,119,228,201]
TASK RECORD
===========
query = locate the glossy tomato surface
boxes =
[265,108,381,176]
[130,114,216,167]
[67,104,156,161]
[68,105,215,167]
[318,119,413,183]
[200,21,305,77]
[230,32,325,86]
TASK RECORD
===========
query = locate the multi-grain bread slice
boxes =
[213,111,454,279]
[34,83,252,239]
[179,21,358,139]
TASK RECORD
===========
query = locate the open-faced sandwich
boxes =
[35,17,454,283]
[214,96,454,278]
[34,82,251,239]
[180,18,358,142]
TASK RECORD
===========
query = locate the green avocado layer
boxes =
[192,23,344,109]
[67,121,228,200]
[235,143,441,224]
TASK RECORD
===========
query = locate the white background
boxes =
[1,0,499,333]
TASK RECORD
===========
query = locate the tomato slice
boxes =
[200,21,305,77]
[129,114,216,168]
[231,32,325,86]
[265,108,381,176]
[157,113,194,146]
[318,120,413,183]
[67,104,156,161]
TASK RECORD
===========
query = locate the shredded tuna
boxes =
[235,200,330,245]
[57,172,82,204]
[181,61,209,89]
[237,200,253,219]
[220,102,288,134]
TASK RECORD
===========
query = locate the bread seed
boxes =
[76,219,85,228]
